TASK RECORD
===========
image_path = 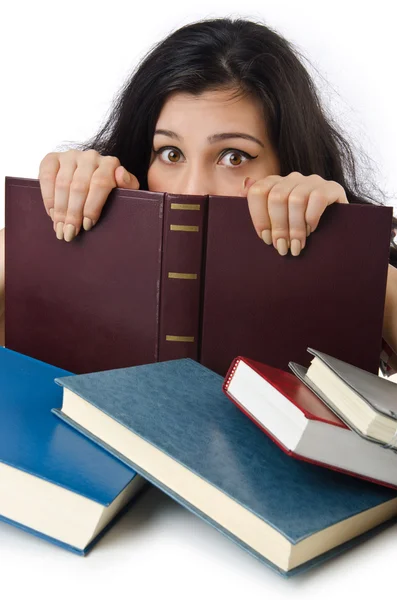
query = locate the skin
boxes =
[0,88,396,366]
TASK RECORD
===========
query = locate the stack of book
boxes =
[223,351,397,488]
[1,177,396,577]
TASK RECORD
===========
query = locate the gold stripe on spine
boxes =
[170,203,201,211]
[166,335,195,343]
[168,272,197,280]
[170,225,199,232]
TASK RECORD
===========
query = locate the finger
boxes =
[246,176,282,244]
[305,182,348,234]
[80,157,124,233]
[63,156,107,241]
[114,166,140,190]
[267,173,305,255]
[38,153,60,218]
[53,154,79,240]
[286,182,318,255]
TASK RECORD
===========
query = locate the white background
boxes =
[1,1,396,598]
[1,0,397,229]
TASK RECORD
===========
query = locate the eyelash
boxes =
[153,146,258,166]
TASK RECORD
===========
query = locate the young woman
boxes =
[1,17,396,369]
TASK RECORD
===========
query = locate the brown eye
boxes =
[153,146,182,165]
[154,147,183,164]
[229,153,242,166]
[167,149,180,163]
[218,149,257,167]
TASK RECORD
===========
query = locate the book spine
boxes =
[158,194,207,362]
[222,357,242,392]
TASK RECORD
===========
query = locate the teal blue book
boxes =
[0,347,144,554]
[53,358,397,576]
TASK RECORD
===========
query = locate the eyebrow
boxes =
[154,129,265,148]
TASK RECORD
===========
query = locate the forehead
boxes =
[155,89,267,135]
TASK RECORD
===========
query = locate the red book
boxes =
[5,177,392,376]
[223,356,397,489]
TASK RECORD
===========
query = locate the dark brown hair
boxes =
[79,17,385,207]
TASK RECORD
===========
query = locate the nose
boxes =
[175,164,215,196]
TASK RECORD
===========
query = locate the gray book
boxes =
[289,348,397,449]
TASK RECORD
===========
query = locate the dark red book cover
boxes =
[5,178,164,373]
[200,194,392,375]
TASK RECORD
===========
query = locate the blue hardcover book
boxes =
[0,347,144,554]
[53,359,397,576]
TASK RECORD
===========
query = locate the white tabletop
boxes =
[1,484,396,600]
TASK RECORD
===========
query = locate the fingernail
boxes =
[122,168,130,184]
[291,239,301,257]
[276,238,288,256]
[83,217,93,231]
[64,224,76,242]
[306,224,311,236]
[49,208,54,220]
[56,222,64,241]
[261,229,272,245]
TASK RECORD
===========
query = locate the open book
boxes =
[5,176,392,376]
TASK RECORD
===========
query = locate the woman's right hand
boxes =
[38,149,140,242]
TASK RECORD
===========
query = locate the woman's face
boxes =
[147,88,280,196]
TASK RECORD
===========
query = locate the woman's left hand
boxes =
[242,172,349,256]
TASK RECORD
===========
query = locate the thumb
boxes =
[240,176,256,197]
[115,166,140,190]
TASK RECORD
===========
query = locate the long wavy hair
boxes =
[78,17,384,207]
